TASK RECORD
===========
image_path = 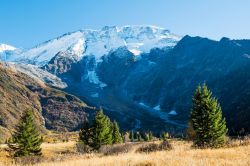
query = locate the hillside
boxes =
[0,63,96,143]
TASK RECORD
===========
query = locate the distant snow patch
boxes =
[91,93,99,98]
[243,54,250,59]
[84,70,107,88]
[139,102,150,108]
[129,49,141,55]
[153,105,161,111]
[168,110,177,115]
[148,61,156,65]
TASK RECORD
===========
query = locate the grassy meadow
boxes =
[0,136,250,166]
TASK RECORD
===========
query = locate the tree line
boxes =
[7,83,228,157]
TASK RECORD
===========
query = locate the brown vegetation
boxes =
[0,138,250,166]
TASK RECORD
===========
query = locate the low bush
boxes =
[135,161,155,166]
[136,143,159,153]
[136,141,172,153]
[76,142,93,154]
[99,143,134,155]
[225,136,250,148]
[13,156,45,165]
[158,141,173,150]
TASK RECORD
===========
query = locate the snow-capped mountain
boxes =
[0,44,16,52]
[7,25,180,66]
[1,26,250,134]
[0,44,19,61]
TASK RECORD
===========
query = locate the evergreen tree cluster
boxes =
[79,108,123,149]
[128,131,154,142]
[160,132,170,141]
[188,84,228,148]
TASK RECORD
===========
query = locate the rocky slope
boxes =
[0,63,96,143]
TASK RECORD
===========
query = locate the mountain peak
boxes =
[0,44,16,53]
[1,25,181,66]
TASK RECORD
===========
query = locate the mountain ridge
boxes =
[1,26,250,135]
[1,25,180,66]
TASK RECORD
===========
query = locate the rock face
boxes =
[0,63,96,142]
[43,51,79,75]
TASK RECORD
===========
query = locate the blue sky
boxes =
[1,0,250,48]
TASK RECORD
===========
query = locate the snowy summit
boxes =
[0,44,16,53]
[2,25,181,66]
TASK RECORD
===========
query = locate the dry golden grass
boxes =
[1,140,250,166]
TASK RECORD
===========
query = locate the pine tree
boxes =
[8,110,42,157]
[92,108,113,149]
[112,121,123,144]
[189,84,228,148]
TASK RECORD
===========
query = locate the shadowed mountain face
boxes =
[0,63,96,142]
[43,36,250,135]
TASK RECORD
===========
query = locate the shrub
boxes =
[225,136,250,147]
[158,141,173,150]
[76,142,93,154]
[136,143,159,153]
[99,143,134,155]
[135,161,155,166]
[136,141,172,153]
[13,156,44,165]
